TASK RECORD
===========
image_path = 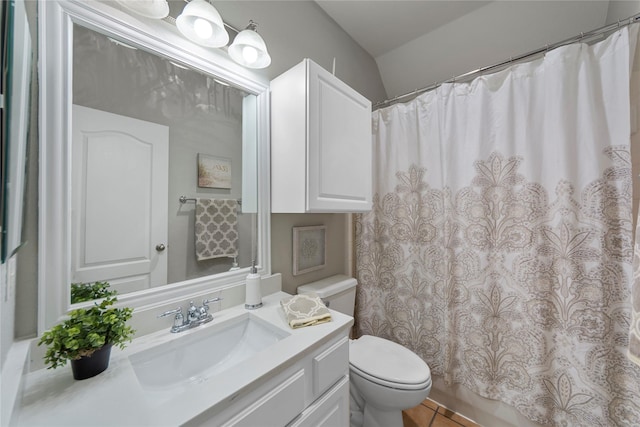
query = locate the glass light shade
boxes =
[229,26,271,69]
[115,0,169,19]
[176,0,229,48]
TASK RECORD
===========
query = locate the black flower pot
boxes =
[70,343,113,380]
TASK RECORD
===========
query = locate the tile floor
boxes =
[403,398,481,427]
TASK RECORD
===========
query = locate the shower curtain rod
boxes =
[374,12,640,110]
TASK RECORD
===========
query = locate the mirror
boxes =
[71,24,256,297]
[39,0,271,331]
[1,0,32,262]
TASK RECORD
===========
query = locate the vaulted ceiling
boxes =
[315,1,491,58]
[315,1,618,100]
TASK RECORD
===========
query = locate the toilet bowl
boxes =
[349,335,431,427]
[297,275,432,427]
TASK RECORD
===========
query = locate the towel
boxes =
[194,198,238,261]
[280,293,332,329]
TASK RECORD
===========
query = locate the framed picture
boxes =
[198,154,232,189]
[293,225,326,276]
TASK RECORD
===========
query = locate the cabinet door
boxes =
[288,376,350,427]
[307,62,372,212]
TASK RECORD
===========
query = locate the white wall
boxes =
[376,0,610,100]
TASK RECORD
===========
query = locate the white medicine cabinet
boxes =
[271,58,372,213]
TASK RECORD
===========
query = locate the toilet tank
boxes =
[297,274,357,316]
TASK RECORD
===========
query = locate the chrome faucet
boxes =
[158,297,223,333]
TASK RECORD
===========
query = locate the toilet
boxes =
[297,275,432,427]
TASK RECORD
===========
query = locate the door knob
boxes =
[155,243,166,252]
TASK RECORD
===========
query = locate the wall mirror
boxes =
[39,0,271,331]
[1,0,32,263]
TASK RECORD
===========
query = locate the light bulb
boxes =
[193,18,213,39]
[242,46,259,64]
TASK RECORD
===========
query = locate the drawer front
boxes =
[313,336,349,397]
[222,369,306,427]
[288,376,350,427]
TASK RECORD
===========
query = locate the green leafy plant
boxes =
[70,281,117,304]
[38,295,135,369]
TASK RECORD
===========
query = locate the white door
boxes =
[72,105,169,294]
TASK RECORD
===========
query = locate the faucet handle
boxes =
[203,297,223,306]
[200,297,223,318]
[158,307,185,331]
[158,307,182,318]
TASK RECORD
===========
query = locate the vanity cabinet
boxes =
[188,335,350,427]
[16,293,354,427]
[271,58,372,213]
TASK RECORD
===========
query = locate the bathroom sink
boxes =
[129,313,289,393]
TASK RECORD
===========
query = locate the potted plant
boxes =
[70,281,116,304]
[38,283,135,380]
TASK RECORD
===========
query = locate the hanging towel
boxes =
[280,293,332,329]
[194,198,238,261]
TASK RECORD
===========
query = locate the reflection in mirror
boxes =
[39,0,270,331]
[70,24,258,298]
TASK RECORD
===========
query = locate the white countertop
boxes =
[15,292,353,426]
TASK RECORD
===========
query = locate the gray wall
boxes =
[606,0,640,24]
[167,118,254,283]
[214,1,388,101]
[213,1,389,295]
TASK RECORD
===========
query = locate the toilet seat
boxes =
[349,335,431,391]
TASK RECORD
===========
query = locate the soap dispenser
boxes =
[245,261,262,309]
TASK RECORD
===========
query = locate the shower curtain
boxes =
[356,25,640,426]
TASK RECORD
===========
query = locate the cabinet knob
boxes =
[155,243,166,252]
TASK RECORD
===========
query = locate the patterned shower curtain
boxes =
[356,25,640,426]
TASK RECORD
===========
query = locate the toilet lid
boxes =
[349,335,431,387]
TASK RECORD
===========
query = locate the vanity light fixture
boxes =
[176,0,229,48]
[115,0,169,19]
[228,20,271,69]
[118,0,272,69]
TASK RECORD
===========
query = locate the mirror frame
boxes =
[38,0,271,333]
